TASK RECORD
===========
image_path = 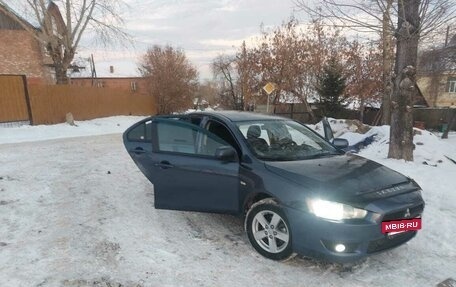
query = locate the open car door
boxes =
[322,117,334,143]
[124,117,240,214]
[321,117,350,151]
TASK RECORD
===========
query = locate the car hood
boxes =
[264,153,414,202]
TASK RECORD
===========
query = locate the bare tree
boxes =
[295,0,456,161]
[212,55,244,110]
[212,19,382,121]
[345,41,383,122]
[294,0,456,40]
[249,18,375,121]
[236,41,259,110]
[294,0,456,125]
[197,80,219,108]
[139,45,198,114]
[0,0,128,84]
[248,19,327,120]
[419,35,456,74]
[387,0,421,161]
[381,0,394,125]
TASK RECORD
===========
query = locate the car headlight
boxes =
[307,199,367,220]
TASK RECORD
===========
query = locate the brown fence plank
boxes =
[28,84,156,125]
[0,75,29,123]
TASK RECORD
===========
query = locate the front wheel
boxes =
[245,198,294,261]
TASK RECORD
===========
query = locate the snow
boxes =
[1,116,456,286]
[308,117,381,146]
[0,116,147,144]
[308,117,367,138]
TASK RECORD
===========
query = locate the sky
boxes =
[5,0,452,80]
[74,0,301,79]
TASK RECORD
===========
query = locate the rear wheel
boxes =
[245,198,294,261]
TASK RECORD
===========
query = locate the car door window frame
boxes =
[203,118,243,158]
[151,117,235,160]
[126,119,153,143]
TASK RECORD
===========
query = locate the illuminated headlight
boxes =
[307,199,367,220]
[334,244,346,252]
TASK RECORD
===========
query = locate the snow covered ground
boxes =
[0,116,146,144]
[0,116,455,286]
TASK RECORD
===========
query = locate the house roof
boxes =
[418,41,456,75]
[0,2,39,31]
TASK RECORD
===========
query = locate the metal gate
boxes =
[0,75,32,125]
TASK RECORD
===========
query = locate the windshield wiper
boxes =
[259,151,339,161]
[305,151,338,159]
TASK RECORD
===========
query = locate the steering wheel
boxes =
[277,138,297,150]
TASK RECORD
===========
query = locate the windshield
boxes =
[236,120,338,161]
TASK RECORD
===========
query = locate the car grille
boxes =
[367,231,416,253]
[382,204,424,221]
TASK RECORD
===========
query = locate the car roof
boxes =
[190,110,288,122]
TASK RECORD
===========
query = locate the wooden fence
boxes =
[0,75,31,123]
[414,107,456,131]
[28,85,156,125]
[0,74,156,125]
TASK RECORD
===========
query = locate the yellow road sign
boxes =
[263,82,276,95]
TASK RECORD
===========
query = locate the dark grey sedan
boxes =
[123,111,424,263]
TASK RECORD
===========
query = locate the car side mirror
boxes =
[332,138,349,149]
[215,146,238,162]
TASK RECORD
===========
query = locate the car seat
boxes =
[247,125,269,153]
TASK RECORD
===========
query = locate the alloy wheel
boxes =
[251,210,290,254]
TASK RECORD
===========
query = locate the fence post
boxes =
[21,75,34,125]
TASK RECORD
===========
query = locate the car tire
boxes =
[245,198,295,261]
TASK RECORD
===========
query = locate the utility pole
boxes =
[90,54,97,87]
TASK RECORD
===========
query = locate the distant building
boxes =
[71,77,149,96]
[417,35,456,108]
[0,3,57,84]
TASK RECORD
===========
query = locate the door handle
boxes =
[156,160,174,169]
[132,147,146,154]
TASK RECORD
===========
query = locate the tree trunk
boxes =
[381,0,393,125]
[303,99,316,123]
[360,97,365,123]
[50,45,74,85]
[55,65,69,84]
[388,0,420,161]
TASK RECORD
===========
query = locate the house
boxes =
[417,35,456,108]
[0,3,54,84]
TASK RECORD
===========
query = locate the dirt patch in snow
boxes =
[62,277,143,287]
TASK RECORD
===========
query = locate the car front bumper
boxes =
[285,191,424,263]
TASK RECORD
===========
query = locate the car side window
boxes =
[285,125,321,149]
[127,120,152,142]
[187,116,202,126]
[155,119,229,157]
[238,124,270,144]
[205,120,242,156]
